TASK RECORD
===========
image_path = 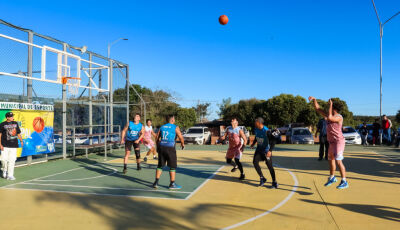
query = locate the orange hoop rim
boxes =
[61,76,81,84]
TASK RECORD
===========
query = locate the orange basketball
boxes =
[219,15,229,25]
[33,117,45,133]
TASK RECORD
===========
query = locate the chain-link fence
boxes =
[0,19,129,165]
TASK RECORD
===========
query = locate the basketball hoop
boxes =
[62,76,81,97]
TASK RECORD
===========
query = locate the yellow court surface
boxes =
[0,146,399,230]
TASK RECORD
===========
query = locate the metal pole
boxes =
[109,60,114,153]
[126,65,130,124]
[379,27,383,144]
[27,31,33,165]
[89,53,93,145]
[62,43,67,159]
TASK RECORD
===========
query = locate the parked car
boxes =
[356,124,381,144]
[278,123,305,135]
[183,126,211,145]
[287,127,314,144]
[342,126,362,145]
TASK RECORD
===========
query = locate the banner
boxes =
[0,102,55,157]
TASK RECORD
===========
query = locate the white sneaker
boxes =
[2,171,6,179]
[7,176,16,181]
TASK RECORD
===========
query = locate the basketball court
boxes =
[0,145,399,230]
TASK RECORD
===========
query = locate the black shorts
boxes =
[254,147,272,161]
[157,146,177,169]
[125,140,140,151]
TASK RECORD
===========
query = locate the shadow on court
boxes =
[301,199,400,222]
[33,192,266,230]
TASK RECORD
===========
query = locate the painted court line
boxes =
[185,165,225,200]
[18,182,191,194]
[1,187,185,200]
[221,164,299,230]
[34,166,118,182]
[0,156,124,188]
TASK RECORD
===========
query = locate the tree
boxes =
[218,98,232,117]
[193,103,210,122]
[176,108,197,129]
[396,110,400,123]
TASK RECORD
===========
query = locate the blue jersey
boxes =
[159,123,177,147]
[254,126,269,152]
[126,122,143,141]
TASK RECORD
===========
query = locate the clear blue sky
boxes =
[1,0,400,119]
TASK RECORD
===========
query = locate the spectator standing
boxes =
[315,118,329,161]
[381,115,392,145]
[372,119,381,146]
[359,123,369,146]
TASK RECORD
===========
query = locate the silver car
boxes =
[287,128,314,144]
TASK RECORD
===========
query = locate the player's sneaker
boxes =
[169,182,182,190]
[239,173,245,180]
[231,166,238,172]
[153,156,157,160]
[324,176,337,187]
[137,165,142,171]
[318,157,323,161]
[336,180,349,189]
[258,177,267,187]
[272,181,279,189]
[152,181,159,189]
[7,176,16,181]
[2,171,6,179]
[143,157,148,162]
[123,168,128,174]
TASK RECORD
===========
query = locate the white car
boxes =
[183,126,211,145]
[342,126,362,145]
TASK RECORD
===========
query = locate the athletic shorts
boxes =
[144,138,155,150]
[254,147,271,161]
[157,146,177,169]
[226,145,242,160]
[328,140,345,161]
[125,140,140,151]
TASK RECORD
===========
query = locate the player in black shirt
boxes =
[0,112,23,180]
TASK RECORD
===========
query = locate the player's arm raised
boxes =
[176,126,185,150]
[327,99,342,123]
[308,96,328,118]
[120,122,129,144]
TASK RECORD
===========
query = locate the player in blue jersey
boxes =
[152,115,185,190]
[250,117,279,188]
[121,113,145,173]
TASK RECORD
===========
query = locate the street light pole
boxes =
[107,38,128,59]
[371,0,400,143]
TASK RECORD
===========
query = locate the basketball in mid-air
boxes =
[219,15,229,25]
[33,117,45,133]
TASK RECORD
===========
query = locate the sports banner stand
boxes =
[0,102,55,158]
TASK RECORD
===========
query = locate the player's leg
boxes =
[134,142,141,170]
[1,149,8,178]
[253,151,266,186]
[234,150,245,180]
[265,151,278,188]
[6,148,17,180]
[335,142,348,189]
[226,157,237,172]
[123,141,133,174]
[167,147,181,189]
[152,147,157,159]
[153,148,166,188]
[324,139,329,160]
[324,142,338,186]
[318,139,324,160]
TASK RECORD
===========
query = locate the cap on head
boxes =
[5,112,14,118]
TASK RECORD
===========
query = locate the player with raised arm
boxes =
[309,96,349,189]
[120,113,145,173]
[220,117,247,180]
[251,117,279,188]
[152,115,185,190]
